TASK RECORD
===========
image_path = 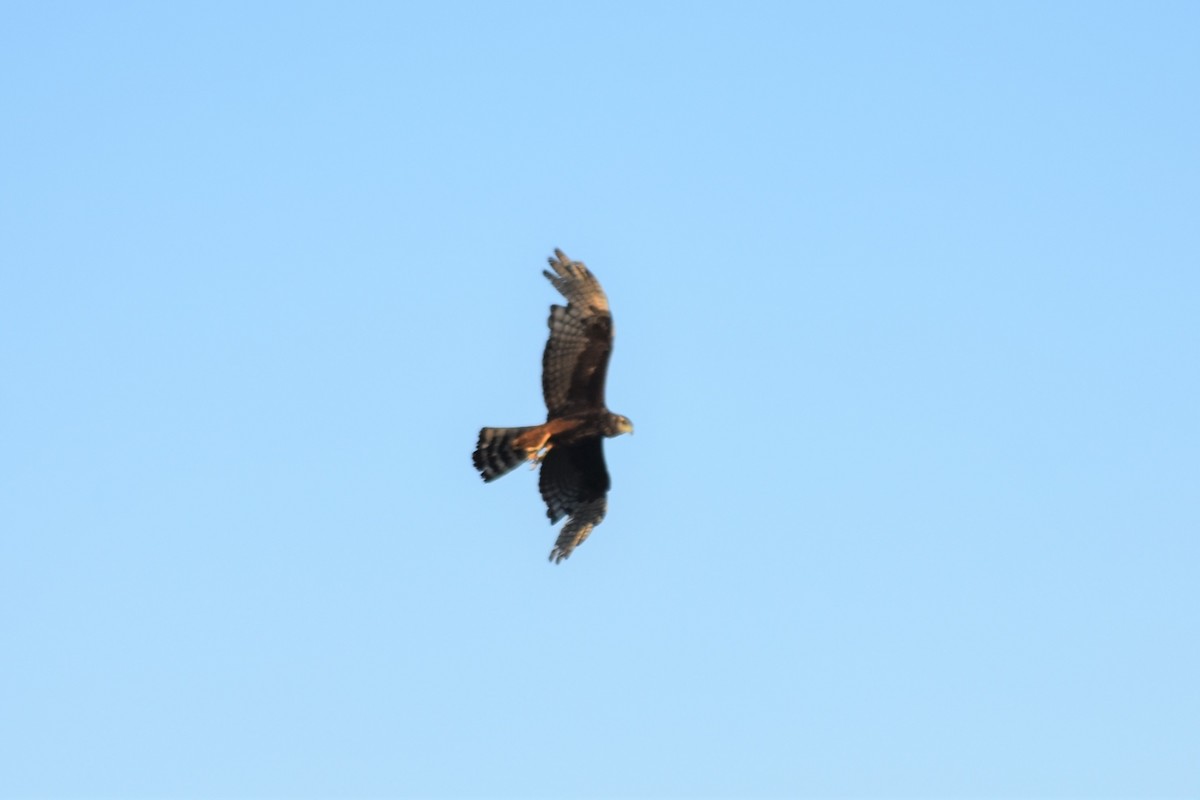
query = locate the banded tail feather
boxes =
[473,426,536,482]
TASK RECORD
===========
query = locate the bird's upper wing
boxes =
[542,249,614,417]
[538,438,610,563]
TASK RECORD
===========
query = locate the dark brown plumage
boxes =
[473,249,633,563]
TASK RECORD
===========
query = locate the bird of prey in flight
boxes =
[473,249,633,563]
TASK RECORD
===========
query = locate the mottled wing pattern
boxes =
[550,499,607,565]
[538,438,610,563]
[542,249,614,417]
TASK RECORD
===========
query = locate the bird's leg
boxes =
[524,432,553,468]
[513,424,562,469]
[527,443,553,468]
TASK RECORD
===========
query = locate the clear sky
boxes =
[2,2,1197,797]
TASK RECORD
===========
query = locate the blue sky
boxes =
[2,1,1198,796]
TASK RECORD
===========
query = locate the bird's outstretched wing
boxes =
[538,438,610,563]
[542,249,614,417]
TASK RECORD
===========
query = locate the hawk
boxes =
[473,249,634,563]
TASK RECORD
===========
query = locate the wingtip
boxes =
[547,249,572,277]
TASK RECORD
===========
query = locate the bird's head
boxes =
[605,413,635,437]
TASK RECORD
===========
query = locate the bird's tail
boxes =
[473,426,538,482]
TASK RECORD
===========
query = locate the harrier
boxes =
[473,249,633,563]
